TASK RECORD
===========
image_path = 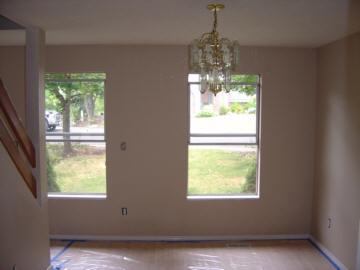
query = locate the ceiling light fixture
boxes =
[190,3,239,95]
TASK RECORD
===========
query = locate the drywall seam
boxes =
[309,236,349,270]
[50,234,309,241]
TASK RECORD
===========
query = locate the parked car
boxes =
[45,110,61,131]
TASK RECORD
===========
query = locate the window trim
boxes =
[45,74,107,197]
[187,74,261,198]
[187,195,260,200]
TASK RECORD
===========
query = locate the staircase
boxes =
[0,79,37,198]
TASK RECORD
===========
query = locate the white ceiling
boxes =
[0,0,359,47]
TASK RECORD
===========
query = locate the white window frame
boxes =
[45,74,107,199]
[187,74,261,200]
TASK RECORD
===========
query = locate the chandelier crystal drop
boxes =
[190,4,239,95]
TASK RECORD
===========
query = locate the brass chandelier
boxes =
[190,4,239,95]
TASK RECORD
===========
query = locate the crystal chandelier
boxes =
[190,4,239,95]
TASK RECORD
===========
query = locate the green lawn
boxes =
[47,145,256,195]
[52,155,106,193]
[188,148,256,195]
[47,144,106,193]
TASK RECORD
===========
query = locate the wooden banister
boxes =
[0,80,36,167]
[0,79,37,198]
[0,120,37,198]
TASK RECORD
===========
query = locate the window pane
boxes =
[188,145,257,195]
[188,74,259,84]
[45,73,106,194]
[45,73,106,80]
[188,74,260,197]
[188,74,200,83]
[190,84,257,135]
[190,135,256,144]
[46,133,104,142]
[231,74,259,84]
[47,142,106,193]
[45,81,105,133]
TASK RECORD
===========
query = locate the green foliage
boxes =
[243,96,257,114]
[45,73,106,125]
[230,74,259,95]
[45,90,58,111]
[229,96,256,115]
[241,159,257,193]
[46,148,60,192]
[230,103,245,113]
[95,96,105,115]
[45,73,106,80]
[232,74,259,84]
[219,106,229,115]
[196,111,216,118]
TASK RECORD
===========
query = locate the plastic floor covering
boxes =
[50,239,336,270]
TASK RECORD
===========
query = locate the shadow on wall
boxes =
[337,3,360,268]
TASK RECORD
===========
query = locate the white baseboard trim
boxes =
[50,233,309,242]
[309,236,348,270]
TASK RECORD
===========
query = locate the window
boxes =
[45,73,106,195]
[188,74,260,198]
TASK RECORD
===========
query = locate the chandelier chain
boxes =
[213,9,218,33]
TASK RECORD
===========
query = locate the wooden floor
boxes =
[50,239,335,270]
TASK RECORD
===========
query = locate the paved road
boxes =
[46,114,257,147]
[191,114,256,134]
[46,126,105,141]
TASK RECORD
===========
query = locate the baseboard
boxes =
[50,233,309,242]
[309,236,348,270]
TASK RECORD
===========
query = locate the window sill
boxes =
[48,193,107,200]
[187,195,259,200]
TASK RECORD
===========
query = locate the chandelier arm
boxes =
[199,32,213,42]
[220,38,231,42]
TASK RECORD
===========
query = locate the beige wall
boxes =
[46,45,317,237]
[312,32,360,270]
[0,46,50,270]
[0,46,26,119]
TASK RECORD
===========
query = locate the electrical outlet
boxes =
[327,218,332,229]
[121,207,128,215]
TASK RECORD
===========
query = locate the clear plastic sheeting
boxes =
[50,240,335,270]
[50,240,70,261]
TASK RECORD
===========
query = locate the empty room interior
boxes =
[0,1,360,269]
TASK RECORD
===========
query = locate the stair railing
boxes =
[0,79,37,198]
